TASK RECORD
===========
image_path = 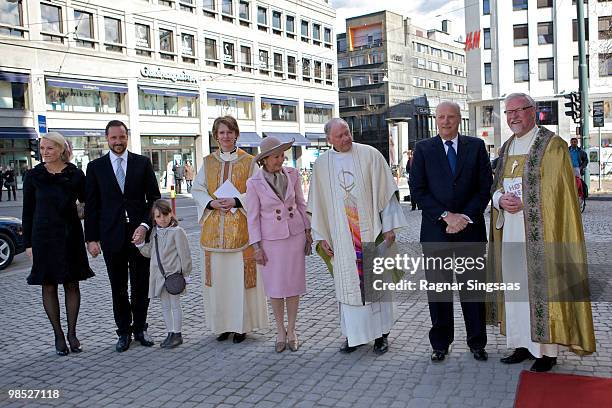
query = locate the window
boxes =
[313,23,321,44]
[0,0,25,37]
[429,61,439,71]
[239,1,250,25]
[222,0,233,15]
[41,3,64,42]
[273,52,283,77]
[314,61,322,83]
[286,15,295,38]
[240,45,251,72]
[443,50,453,60]
[482,106,493,127]
[483,28,491,49]
[205,38,218,67]
[351,75,368,86]
[272,11,281,34]
[261,100,296,121]
[223,42,235,68]
[302,58,311,80]
[159,29,175,60]
[104,17,123,52]
[599,53,612,76]
[181,33,195,63]
[599,16,612,40]
[573,19,590,41]
[207,96,253,120]
[0,80,28,109]
[413,57,425,68]
[287,55,296,79]
[439,64,452,74]
[324,27,332,44]
[513,24,528,46]
[337,37,347,52]
[350,55,367,66]
[484,63,492,84]
[159,0,174,7]
[257,6,267,31]
[371,51,384,63]
[513,0,528,11]
[203,0,216,12]
[338,57,348,68]
[325,63,333,85]
[258,49,269,74]
[535,101,558,125]
[179,0,196,13]
[74,11,94,48]
[305,105,332,123]
[538,58,554,80]
[573,55,590,78]
[483,0,490,15]
[538,22,554,44]
[139,90,198,117]
[537,0,552,7]
[413,77,425,87]
[430,47,441,57]
[371,94,385,105]
[46,84,125,113]
[301,20,309,42]
[135,23,152,57]
[514,60,529,82]
[456,54,465,64]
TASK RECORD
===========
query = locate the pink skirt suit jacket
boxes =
[246,167,310,298]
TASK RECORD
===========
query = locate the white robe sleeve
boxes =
[381,195,408,233]
[492,188,505,229]
[191,163,214,224]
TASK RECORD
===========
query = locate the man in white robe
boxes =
[307,118,408,354]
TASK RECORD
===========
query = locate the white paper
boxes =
[213,180,241,213]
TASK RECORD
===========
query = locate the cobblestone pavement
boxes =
[1,200,611,408]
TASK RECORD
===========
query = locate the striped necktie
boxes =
[115,157,125,193]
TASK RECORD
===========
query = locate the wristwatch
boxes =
[440,211,449,219]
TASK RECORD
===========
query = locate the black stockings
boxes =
[42,282,81,341]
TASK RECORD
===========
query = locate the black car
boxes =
[0,216,26,270]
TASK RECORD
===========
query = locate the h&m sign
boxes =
[464,30,481,51]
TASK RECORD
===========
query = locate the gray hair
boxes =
[504,92,536,108]
[435,101,461,116]
[324,118,349,137]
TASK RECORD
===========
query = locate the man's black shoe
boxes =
[431,348,448,362]
[233,333,246,343]
[373,336,388,355]
[134,331,154,347]
[339,339,359,353]
[500,347,533,364]
[471,348,488,361]
[116,335,131,352]
[216,332,231,341]
[530,356,557,372]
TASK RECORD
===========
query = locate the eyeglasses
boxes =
[504,105,534,115]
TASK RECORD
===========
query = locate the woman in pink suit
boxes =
[246,137,312,353]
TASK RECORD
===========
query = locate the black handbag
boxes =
[154,234,186,295]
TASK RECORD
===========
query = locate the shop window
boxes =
[261,101,296,121]
[46,86,125,113]
[482,106,493,127]
[159,28,175,60]
[0,80,28,110]
[205,37,218,67]
[305,106,332,123]
[139,91,198,117]
[41,3,64,43]
[207,96,253,120]
[535,101,558,125]
[74,10,94,48]
[135,23,152,57]
[104,17,123,52]
[0,0,25,38]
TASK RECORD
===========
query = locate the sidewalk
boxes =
[0,190,22,209]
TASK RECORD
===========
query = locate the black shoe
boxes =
[470,348,488,361]
[217,332,231,341]
[500,347,533,364]
[55,334,69,356]
[160,333,172,348]
[530,356,557,372]
[116,335,131,352]
[431,348,448,362]
[164,333,183,348]
[233,333,246,343]
[339,339,359,353]
[373,336,389,355]
[67,334,82,353]
[134,331,154,347]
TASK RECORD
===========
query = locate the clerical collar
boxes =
[220,147,238,161]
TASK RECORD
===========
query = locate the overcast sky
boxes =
[331,0,466,39]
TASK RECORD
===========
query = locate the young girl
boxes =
[137,199,192,348]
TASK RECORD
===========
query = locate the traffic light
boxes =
[29,138,40,161]
[564,92,582,124]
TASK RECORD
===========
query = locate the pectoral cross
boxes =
[511,160,519,175]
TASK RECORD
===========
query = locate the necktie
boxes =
[115,157,125,193]
[445,140,457,175]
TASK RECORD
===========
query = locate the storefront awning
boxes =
[261,97,298,106]
[48,128,107,137]
[0,71,30,83]
[264,132,311,146]
[46,78,128,93]
[305,132,326,141]
[237,132,262,147]
[207,92,253,102]
[0,127,37,139]
[304,102,334,110]
[139,87,199,98]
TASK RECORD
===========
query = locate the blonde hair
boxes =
[42,132,73,162]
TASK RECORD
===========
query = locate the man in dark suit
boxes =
[85,120,161,352]
[409,101,493,362]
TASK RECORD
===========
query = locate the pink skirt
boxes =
[260,232,307,298]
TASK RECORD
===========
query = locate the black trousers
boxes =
[174,178,182,194]
[423,242,487,351]
[103,233,151,336]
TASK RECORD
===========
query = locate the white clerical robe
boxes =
[311,147,408,347]
[492,126,558,358]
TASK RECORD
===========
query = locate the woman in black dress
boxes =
[22,132,94,355]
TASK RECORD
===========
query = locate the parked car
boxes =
[0,217,26,270]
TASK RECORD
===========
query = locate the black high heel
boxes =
[67,334,82,353]
[55,335,69,356]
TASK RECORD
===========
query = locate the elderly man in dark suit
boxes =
[409,101,493,362]
[85,120,161,352]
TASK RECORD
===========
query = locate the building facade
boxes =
[337,11,468,164]
[465,0,612,150]
[0,0,337,186]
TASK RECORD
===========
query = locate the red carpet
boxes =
[514,370,612,408]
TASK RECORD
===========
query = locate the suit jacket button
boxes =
[276,209,281,214]
[276,216,281,221]
[289,213,294,218]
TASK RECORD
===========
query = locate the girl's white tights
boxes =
[160,289,182,333]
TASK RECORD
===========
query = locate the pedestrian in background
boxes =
[4,165,17,201]
[184,161,195,193]
[246,137,312,353]
[0,166,4,202]
[137,199,192,349]
[173,161,184,194]
[23,132,94,356]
